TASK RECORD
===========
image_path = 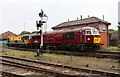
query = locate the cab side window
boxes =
[86,31,91,35]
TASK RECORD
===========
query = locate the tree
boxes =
[31,31,39,34]
[118,27,120,32]
[118,22,120,32]
[19,31,31,35]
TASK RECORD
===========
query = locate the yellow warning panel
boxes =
[14,36,22,40]
[94,37,101,44]
[9,36,23,41]
[9,37,14,41]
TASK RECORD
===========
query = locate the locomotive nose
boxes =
[94,36,101,44]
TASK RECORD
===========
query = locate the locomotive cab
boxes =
[86,29,101,44]
[80,27,101,50]
[22,35,30,47]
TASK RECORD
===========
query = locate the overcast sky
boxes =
[0,0,119,34]
[119,1,120,23]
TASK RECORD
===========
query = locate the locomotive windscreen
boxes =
[32,36,40,40]
[23,36,29,40]
[92,29,100,35]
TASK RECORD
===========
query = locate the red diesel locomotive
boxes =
[28,27,101,50]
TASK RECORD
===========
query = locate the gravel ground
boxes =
[2,57,98,76]
[1,64,44,76]
[1,49,120,73]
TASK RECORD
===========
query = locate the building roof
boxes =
[52,16,111,29]
[0,31,16,39]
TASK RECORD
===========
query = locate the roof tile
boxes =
[52,16,111,29]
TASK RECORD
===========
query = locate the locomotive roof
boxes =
[28,34,39,36]
[30,27,99,37]
[52,16,111,29]
[44,27,97,34]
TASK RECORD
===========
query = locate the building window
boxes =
[89,25,99,30]
[62,32,74,40]
[100,24,106,32]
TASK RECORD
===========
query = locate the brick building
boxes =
[52,16,111,47]
[0,31,16,40]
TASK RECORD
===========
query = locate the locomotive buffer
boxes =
[36,9,48,56]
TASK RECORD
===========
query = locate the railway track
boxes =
[1,71,24,77]
[1,55,120,77]
[1,55,101,77]
[5,47,120,59]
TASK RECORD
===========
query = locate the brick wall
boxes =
[0,31,16,39]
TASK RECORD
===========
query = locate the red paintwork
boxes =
[29,34,40,44]
[28,27,99,45]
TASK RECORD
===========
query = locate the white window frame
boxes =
[100,24,106,32]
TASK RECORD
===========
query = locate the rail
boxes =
[1,55,120,77]
[5,47,120,59]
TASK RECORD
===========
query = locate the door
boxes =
[81,31,86,43]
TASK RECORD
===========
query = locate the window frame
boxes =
[100,24,106,32]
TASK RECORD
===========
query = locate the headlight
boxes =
[87,38,90,40]
[34,40,38,43]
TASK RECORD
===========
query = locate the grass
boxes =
[1,49,37,60]
[102,46,120,51]
[1,49,119,73]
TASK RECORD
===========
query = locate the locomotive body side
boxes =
[28,34,41,48]
[7,36,23,47]
[28,27,101,50]
[7,35,30,47]
[7,27,101,50]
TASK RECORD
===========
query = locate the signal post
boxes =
[36,9,48,56]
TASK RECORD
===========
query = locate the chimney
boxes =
[80,15,82,19]
[77,17,79,20]
[88,15,89,18]
[68,19,69,21]
[103,15,104,20]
